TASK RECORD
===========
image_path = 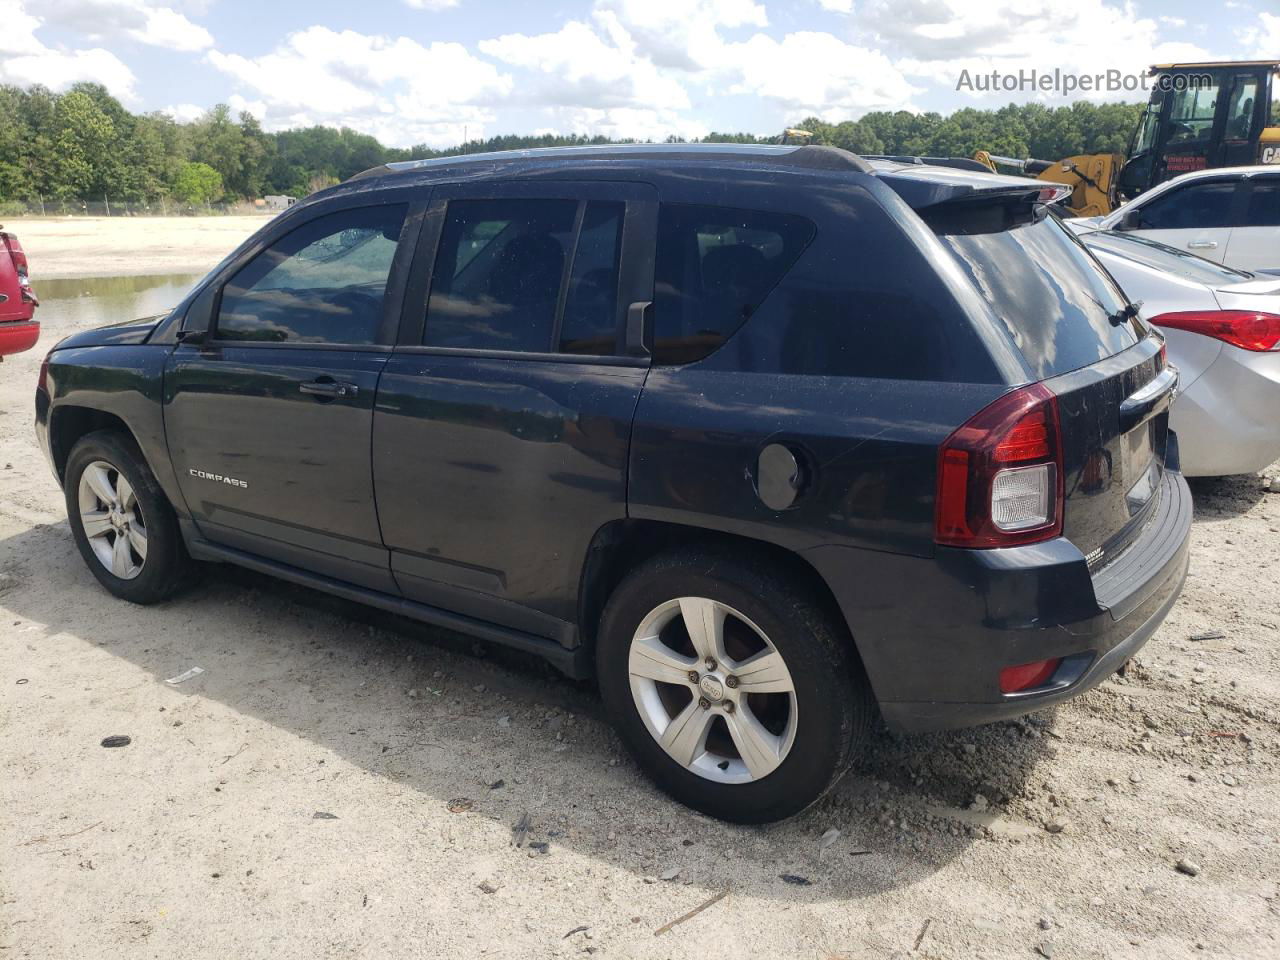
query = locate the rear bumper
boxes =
[0,320,39,357]
[1171,345,1280,477]
[805,469,1192,733]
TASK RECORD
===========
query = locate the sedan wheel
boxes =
[77,459,148,580]
[628,596,798,784]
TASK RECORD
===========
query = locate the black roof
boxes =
[331,142,1049,213]
[350,143,873,183]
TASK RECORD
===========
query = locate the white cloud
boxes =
[724,31,921,119]
[1159,16,1187,28]
[0,0,137,96]
[404,0,459,8]
[816,0,854,11]
[480,2,917,136]
[545,106,709,142]
[1238,12,1280,59]
[160,102,206,121]
[131,5,213,50]
[38,0,213,52]
[227,94,267,120]
[205,26,513,147]
[0,0,43,57]
[866,0,1210,103]
[594,0,767,71]
[480,20,691,111]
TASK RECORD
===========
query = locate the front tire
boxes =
[596,547,873,823]
[65,430,192,604]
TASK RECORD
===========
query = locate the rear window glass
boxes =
[934,210,1143,379]
[1084,231,1252,284]
[654,204,814,364]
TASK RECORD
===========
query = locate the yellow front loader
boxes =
[977,61,1280,217]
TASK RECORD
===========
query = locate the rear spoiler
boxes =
[869,160,1072,211]
[863,154,993,173]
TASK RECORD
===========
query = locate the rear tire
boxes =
[65,430,193,604]
[596,547,873,823]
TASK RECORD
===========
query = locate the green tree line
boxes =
[7,81,1264,209]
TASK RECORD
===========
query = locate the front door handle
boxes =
[1187,240,1218,249]
[299,379,358,399]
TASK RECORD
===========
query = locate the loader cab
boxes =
[1117,61,1279,203]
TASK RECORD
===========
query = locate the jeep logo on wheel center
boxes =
[698,675,725,701]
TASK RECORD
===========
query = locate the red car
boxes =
[0,226,39,358]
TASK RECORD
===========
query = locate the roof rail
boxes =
[350,142,873,182]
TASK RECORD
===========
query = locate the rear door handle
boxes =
[1187,240,1218,249]
[1119,365,1178,433]
[299,379,358,399]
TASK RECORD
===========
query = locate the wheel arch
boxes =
[49,406,141,483]
[577,519,869,683]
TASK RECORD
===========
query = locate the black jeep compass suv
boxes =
[36,145,1191,822]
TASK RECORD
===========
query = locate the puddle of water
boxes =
[32,273,201,339]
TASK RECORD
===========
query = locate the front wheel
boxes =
[596,548,873,823]
[65,430,193,604]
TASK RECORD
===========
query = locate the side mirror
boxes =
[175,329,207,346]
[1115,209,1142,232]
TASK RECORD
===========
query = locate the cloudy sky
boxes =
[1,0,1276,148]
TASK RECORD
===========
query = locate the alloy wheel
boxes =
[77,460,147,580]
[627,596,798,784]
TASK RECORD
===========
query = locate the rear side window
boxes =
[935,210,1142,380]
[1241,178,1280,227]
[424,198,624,356]
[1137,182,1237,229]
[653,204,814,364]
[217,205,406,344]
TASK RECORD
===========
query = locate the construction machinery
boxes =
[978,61,1280,216]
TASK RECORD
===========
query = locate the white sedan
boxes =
[1076,229,1280,477]
[1080,166,1280,274]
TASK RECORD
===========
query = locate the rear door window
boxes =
[934,210,1143,379]
[217,204,407,344]
[424,198,626,356]
[425,198,577,352]
[1137,181,1238,229]
[1241,178,1280,227]
[653,204,814,364]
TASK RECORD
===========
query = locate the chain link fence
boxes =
[0,198,270,218]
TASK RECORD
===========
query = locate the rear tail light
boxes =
[1148,310,1280,352]
[999,658,1062,693]
[935,383,1064,548]
[2,231,37,305]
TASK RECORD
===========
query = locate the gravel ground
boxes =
[2,260,1278,959]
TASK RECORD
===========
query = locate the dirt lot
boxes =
[2,238,1279,959]
[4,216,268,279]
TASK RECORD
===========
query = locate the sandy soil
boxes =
[3,216,270,279]
[2,251,1279,959]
